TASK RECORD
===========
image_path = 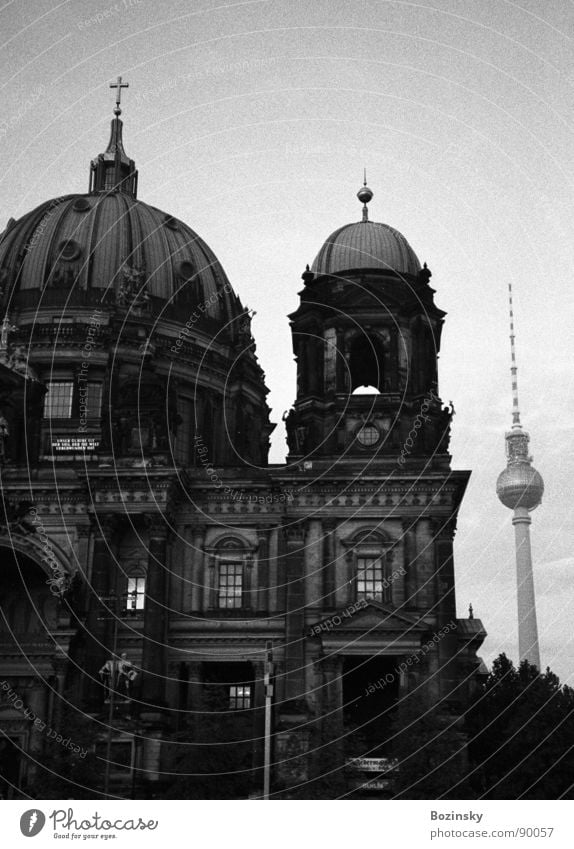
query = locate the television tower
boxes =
[496,283,544,669]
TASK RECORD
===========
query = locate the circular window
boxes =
[73,198,91,212]
[356,424,380,447]
[177,260,195,280]
[164,215,179,230]
[58,240,82,261]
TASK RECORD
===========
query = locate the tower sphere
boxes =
[496,461,544,510]
[357,185,374,205]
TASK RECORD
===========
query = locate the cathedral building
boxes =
[0,87,485,798]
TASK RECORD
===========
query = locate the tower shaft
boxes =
[512,507,540,668]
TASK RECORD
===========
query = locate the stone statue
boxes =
[117,265,150,310]
[0,411,9,462]
[99,652,138,701]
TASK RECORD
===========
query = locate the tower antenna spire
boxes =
[508,282,522,428]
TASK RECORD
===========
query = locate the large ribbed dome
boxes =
[311,220,421,277]
[0,192,242,323]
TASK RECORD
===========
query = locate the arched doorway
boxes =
[0,543,71,796]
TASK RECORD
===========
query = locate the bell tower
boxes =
[285,181,453,468]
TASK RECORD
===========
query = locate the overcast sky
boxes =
[1,0,573,684]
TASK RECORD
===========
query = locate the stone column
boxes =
[187,525,205,612]
[243,555,254,610]
[27,684,48,753]
[433,517,457,624]
[85,515,119,704]
[416,518,434,609]
[256,526,272,613]
[431,517,460,701]
[282,520,307,701]
[322,519,337,608]
[252,660,266,773]
[305,519,323,613]
[321,655,344,732]
[187,661,203,714]
[203,551,215,611]
[142,515,169,708]
[402,519,418,608]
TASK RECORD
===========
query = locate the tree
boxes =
[158,689,257,799]
[391,683,471,799]
[465,653,574,799]
[25,701,103,799]
[276,717,352,799]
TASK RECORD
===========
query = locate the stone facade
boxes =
[0,118,485,798]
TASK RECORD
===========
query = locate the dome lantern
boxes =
[89,76,138,197]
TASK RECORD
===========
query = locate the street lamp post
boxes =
[97,592,123,797]
[263,641,273,800]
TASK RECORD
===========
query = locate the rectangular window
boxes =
[218,562,243,609]
[357,556,387,602]
[229,685,251,710]
[126,577,146,612]
[43,381,73,419]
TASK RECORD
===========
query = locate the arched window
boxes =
[349,334,385,393]
[342,529,396,604]
[204,535,256,611]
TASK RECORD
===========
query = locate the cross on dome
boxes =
[110,76,129,115]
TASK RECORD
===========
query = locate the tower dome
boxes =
[312,220,421,277]
[311,180,421,277]
[496,461,544,510]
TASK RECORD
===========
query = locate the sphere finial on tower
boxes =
[357,169,373,222]
[496,281,544,513]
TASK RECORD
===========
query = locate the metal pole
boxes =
[103,599,119,797]
[263,640,273,799]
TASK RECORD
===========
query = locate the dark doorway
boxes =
[342,656,399,756]
[0,736,23,799]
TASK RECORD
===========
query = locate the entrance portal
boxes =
[0,736,23,798]
[343,656,400,756]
